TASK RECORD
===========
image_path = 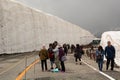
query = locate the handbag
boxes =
[97,54,102,60]
[61,55,67,61]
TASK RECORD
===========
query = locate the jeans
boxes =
[41,60,47,71]
[50,60,54,69]
[97,59,103,71]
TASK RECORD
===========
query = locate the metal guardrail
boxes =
[16,51,40,80]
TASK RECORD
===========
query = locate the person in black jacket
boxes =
[105,41,115,71]
[74,44,84,65]
[71,44,75,53]
[63,44,68,56]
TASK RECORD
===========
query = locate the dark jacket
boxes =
[74,48,83,58]
[105,45,115,59]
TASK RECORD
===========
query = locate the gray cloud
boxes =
[16,0,120,37]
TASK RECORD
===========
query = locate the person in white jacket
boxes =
[53,41,60,70]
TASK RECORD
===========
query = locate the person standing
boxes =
[105,41,115,71]
[39,46,49,72]
[53,41,60,70]
[48,43,55,70]
[63,44,68,56]
[96,46,104,71]
[59,46,66,72]
[90,46,96,60]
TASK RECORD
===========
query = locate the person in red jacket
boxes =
[48,43,55,70]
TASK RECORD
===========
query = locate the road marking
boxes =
[16,58,40,80]
[82,60,116,80]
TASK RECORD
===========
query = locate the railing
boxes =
[16,51,40,80]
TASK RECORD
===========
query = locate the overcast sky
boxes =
[16,0,120,37]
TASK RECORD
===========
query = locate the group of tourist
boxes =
[39,41,68,72]
[39,41,116,72]
[38,41,85,72]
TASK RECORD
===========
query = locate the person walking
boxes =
[105,41,115,71]
[59,46,66,72]
[96,46,104,71]
[63,44,68,56]
[39,46,48,72]
[90,46,96,60]
[74,44,83,65]
[71,44,75,53]
[48,43,55,70]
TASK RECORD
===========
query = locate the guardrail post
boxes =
[24,56,27,80]
[33,51,36,80]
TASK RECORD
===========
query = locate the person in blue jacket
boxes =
[96,46,104,71]
[105,41,115,71]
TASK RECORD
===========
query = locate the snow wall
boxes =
[101,31,120,66]
[0,0,94,54]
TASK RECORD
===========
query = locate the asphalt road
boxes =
[25,54,120,80]
[0,53,120,80]
[0,52,39,80]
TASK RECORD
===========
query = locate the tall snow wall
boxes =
[0,0,94,54]
[101,31,120,66]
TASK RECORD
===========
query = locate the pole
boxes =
[33,51,36,80]
[24,56,27,80]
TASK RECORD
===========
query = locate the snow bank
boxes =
[101,31,120,66]
[0,0,94,54]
